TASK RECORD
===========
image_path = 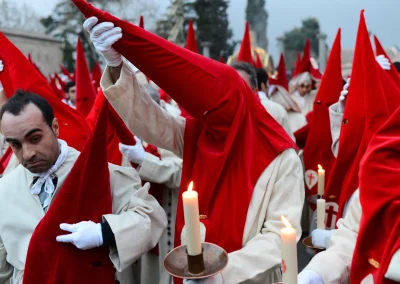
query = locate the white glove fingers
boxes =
[56,233,74,243]
[60,223,77,233]
[96,26,122,41]
[83,16,99,32]
[91,22,115,37]
[102,32,123,48]
[340,90,348,97]
[134,136,142,144]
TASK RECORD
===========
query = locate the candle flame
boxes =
[188,181,194,192]
[281,216,292,228]
[318,164,323,171]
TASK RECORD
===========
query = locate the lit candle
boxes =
[317,164,325,196]
[182,182,202,256]
[281,216,298,284]
[316,199,326,230]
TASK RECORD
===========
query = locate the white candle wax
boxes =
[317,165,325,196]
[281,217,298,284]
[182,182,202,256]
[316,199,326,230]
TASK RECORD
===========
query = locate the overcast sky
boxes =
[17,0,400,62]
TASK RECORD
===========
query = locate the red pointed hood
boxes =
[49,75,65,100]
[91,62,102,91]
[302,29,342,214]
[72,0,296,257]
[237,22,254,65]
[255,52,263,68]
[139,15,144,28]
[269,53,289,91]
[54,72,67,93]
[219,55,225,64]
[24,90,114,284]
[75,37,97,116]
[185,20,198,53]
[293,39,322,80]
[0,32,90,151]
[374,35,400,88]
[59,64,74,81]
[86,90,137,165]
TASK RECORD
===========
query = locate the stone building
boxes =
[0,27,63,77]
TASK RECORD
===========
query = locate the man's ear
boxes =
[52,118,59,137]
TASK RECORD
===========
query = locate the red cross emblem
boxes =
[325,203,338,229]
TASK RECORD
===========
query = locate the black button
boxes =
[343,119,349,125]
[168,232,171,236]
[317,100,321,105]
[167,213,171,217]
[168,202,172,206]
[167,226,171,231]
[168,220,171,224]
[167,241,171,246]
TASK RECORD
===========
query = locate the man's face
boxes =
[297,83,310,97]
[67,86,76,105]
[237,70,257,93]
[1,103,60,173]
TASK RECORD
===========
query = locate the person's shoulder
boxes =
[0,164,25,193]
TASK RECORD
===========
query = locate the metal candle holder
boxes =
[163,242,228,280]
[302,236,326,253]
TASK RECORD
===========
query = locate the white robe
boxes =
[101,60,305,284]
[138,149,182,284]
[0,146,167,284]
[260,98,296,142]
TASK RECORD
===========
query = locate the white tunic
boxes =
[101,61,305,284]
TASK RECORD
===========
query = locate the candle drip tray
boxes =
[302,236,326,253]
[163,242,228,279]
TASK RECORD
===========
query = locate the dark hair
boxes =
[0,90,54,128]
[64,81,76,93]
[256,68,269,90]
[393,61,400,73]
[231,62,258,90]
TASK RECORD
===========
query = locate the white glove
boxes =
[184,274,223,284]
[298,270,324,284]
[311,229,336,248]
[0,60,3,72]
[386,249,400,281]
[83,17,123,67]
[376,55,391,71]
[56,221,103,250]
[338,78,350,113]
[119,137,146,165]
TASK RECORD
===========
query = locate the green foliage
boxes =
[192,0,236,59]
[283,18,320,55]
[155,0,235,60]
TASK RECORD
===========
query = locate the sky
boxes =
[16,0,400,62]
